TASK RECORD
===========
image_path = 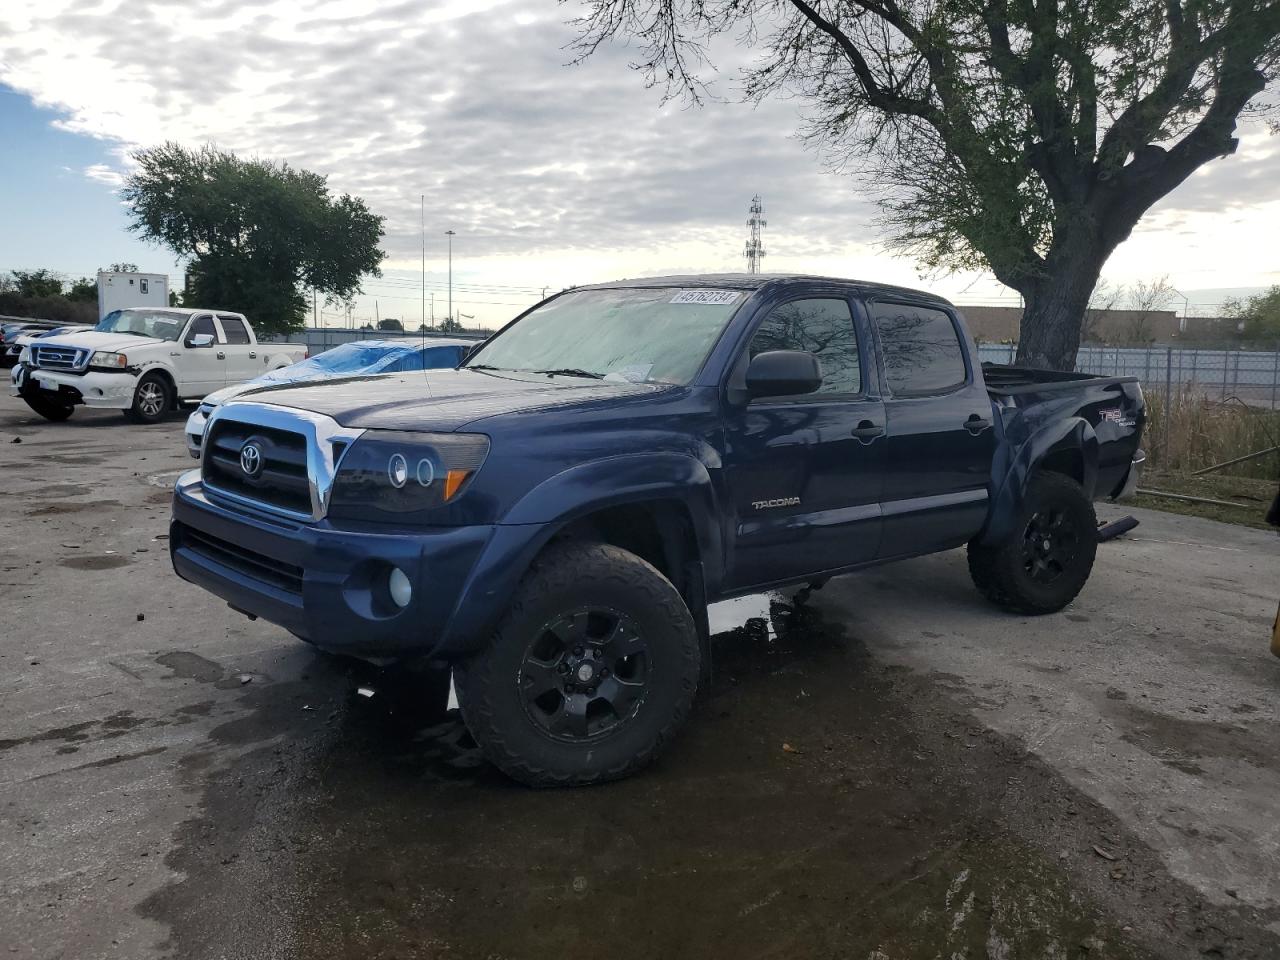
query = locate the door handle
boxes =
[217,351,226,360]
[965,414,992,435]
[852,420,885,443]
[248,351,257,359]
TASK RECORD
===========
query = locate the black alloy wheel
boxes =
[519,606,649,742]
[1021,508,1080,585]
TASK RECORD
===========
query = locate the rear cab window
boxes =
[871,302,967,396]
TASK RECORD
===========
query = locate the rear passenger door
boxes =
[721,295,886,589]
[870,300,996,557]
[216,315,260,384]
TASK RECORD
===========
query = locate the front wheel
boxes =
[124,374,171,424]
[457,541,700,787]
[968,471,1097,615]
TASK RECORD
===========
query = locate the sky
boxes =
[2,0,1279,330]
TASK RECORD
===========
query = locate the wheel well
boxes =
[139,368,179,408]
[1038,447,1084,485]
[552,501,701,598]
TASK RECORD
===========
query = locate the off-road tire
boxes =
[457,541,700,787]
[967,471,1097,615]
[124,373,171,424]
[22,390,74,422]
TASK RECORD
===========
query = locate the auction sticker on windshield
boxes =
[669,290,740,305]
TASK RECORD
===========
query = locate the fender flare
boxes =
[436,453,724,655]
[978,417,1099,545]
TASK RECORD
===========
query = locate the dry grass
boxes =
[1142,385,1280,479]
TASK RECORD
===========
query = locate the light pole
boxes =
[444,229,456,325]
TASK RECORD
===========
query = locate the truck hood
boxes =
[232,369,668,431]
[38,331,168,353]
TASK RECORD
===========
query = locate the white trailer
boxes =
[97,271,169,321]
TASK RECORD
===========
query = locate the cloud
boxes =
[83,163,124,187]
[1,0,1278,325]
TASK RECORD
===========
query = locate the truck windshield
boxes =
[96,309,187,341]
[464,288,745,385]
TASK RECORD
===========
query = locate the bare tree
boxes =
[571,0,1280,369]
[1125,275,1176,343]
[1082,280,1124,344]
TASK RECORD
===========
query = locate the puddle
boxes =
[59,554,133,570]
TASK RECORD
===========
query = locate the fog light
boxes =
[388,566,412,608]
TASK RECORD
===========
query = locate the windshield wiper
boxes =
[466,364,506,372]
[533,368,605,379]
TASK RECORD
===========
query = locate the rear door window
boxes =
[872,303,967,396]
[218,315,251,345]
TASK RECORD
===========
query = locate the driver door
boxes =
[721,296,886,590]
[179,314,227,397]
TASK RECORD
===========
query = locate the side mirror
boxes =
[745,350,823,399]
[187,333,215,348]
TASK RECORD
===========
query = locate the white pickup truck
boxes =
[9,307,307,423]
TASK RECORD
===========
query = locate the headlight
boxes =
[90,351,128,369]
[328,430,489,520]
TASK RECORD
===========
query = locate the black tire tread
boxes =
[457,541,698,788]
[967,471,1097,615]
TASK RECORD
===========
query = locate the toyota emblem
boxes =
[239,442,263,477]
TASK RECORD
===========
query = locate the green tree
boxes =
[66,277,97,303]
[377,317,405,332]
[9,269,65,298]
[122,143,385,336]
[1223,286,1280,339]
[575,0,1280,369]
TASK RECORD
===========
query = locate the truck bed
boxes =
[980,362,1139,395]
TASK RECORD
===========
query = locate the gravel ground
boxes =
[1,394,1278,960]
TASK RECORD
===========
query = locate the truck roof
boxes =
[104,307,245,318]
[579,273,954,306]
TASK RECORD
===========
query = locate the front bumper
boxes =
[9,364,136,408]
[170,471,497,661]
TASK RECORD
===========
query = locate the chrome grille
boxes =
[199,403,362,521]
[32,345,87,371]
[204,420,311,515]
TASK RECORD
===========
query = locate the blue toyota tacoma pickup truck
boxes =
[171,275,1145,785]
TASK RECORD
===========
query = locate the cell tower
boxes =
[744,194,767,274]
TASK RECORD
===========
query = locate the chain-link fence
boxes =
[978,343,1280,409]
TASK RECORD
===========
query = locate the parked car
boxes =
[8,307,307,423]
[3,325,91,369]
[170,274,1145,786]
[0,319,84,368]
[183,338,474,457]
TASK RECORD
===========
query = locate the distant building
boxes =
[97,270,169,321]
[958,305,1182,344]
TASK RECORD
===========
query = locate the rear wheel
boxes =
[124,373,171,424]
[457,541,700,787]
[22,391,74,421]
[968,471,1097,615]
